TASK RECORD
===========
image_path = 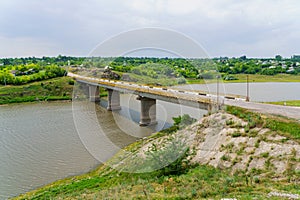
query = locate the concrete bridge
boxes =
[68,72,300,124]
[68,72,247,126]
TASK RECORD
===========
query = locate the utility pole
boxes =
[246,75,249,102]
[216,75,220,109]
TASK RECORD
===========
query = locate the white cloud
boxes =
[0,0,299,57]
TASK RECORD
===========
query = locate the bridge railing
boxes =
[68,72,247,102]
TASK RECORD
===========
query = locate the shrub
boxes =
[232,131,242,137]
[172,114,196,129]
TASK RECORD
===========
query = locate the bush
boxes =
[144,139,190,176]
[68,79,75,85]
[177,77,186,84]
[223,74,238,81]
[172,114,196,129]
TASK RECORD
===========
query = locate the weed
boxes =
[244,125,250,133]
[232,157,239,165]
[260,152,269,158]
[237,143,246,155]
[291,148,297,157]
[224,142,234,152]
[221,154,230,161]
[248,129,259,137]
[232,131,242,137]
[253,176,260,183]
[255,139,261,148]
[226,119,234,126]
[264,157,272,169]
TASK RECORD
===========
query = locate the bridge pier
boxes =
[88,85,100,102]
[137,96,157,126]
[79,82,89,97]
[107,89,121,111]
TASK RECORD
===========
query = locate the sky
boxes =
[0,0,299,58]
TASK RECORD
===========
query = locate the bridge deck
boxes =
[68,72,247,110]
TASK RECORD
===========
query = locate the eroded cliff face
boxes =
[188,113,300,176]
[112,112,300,179]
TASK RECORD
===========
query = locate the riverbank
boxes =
[0,77,74,105]
[265,100,300,107]
[15,106,300,199]
[0,76,110,105]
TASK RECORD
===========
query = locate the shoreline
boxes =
[0,77,74,105]
[0,96,73,105]
[0,99,73,106]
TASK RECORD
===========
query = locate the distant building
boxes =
[292,55,300,60]
[287,67,295,73]
[281,64,287,69]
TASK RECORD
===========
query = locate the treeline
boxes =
[0,55,85,66]
[1,56,300,84]
[216,57,300,76]
[0,64,66,85]
[106,57,300,80]
[109,57,201,79]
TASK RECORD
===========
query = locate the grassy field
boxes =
[0,77,74,104]
[15,108,300,199]
[186,73,300,84]
[230,74,300,83]
[265,100,300,107]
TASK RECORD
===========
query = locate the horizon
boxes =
[0,54,299,60]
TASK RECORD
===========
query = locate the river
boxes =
[176,82,300,102]
[1,82,300,198]
[0,95,205,198]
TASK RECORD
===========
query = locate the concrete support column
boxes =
[88,85,100,102]
[79,83,89,97]
[137,96,157,126]
[107,89,121,111]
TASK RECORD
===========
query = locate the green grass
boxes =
[15,162,300,199]
[121,72,182,86]
[265,100,300,107]
[0,77,74,104]
[186,74,300,84]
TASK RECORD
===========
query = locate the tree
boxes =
[239,55,247,60]
[275,55,282,61]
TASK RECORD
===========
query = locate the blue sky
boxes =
[0,0,299,58]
